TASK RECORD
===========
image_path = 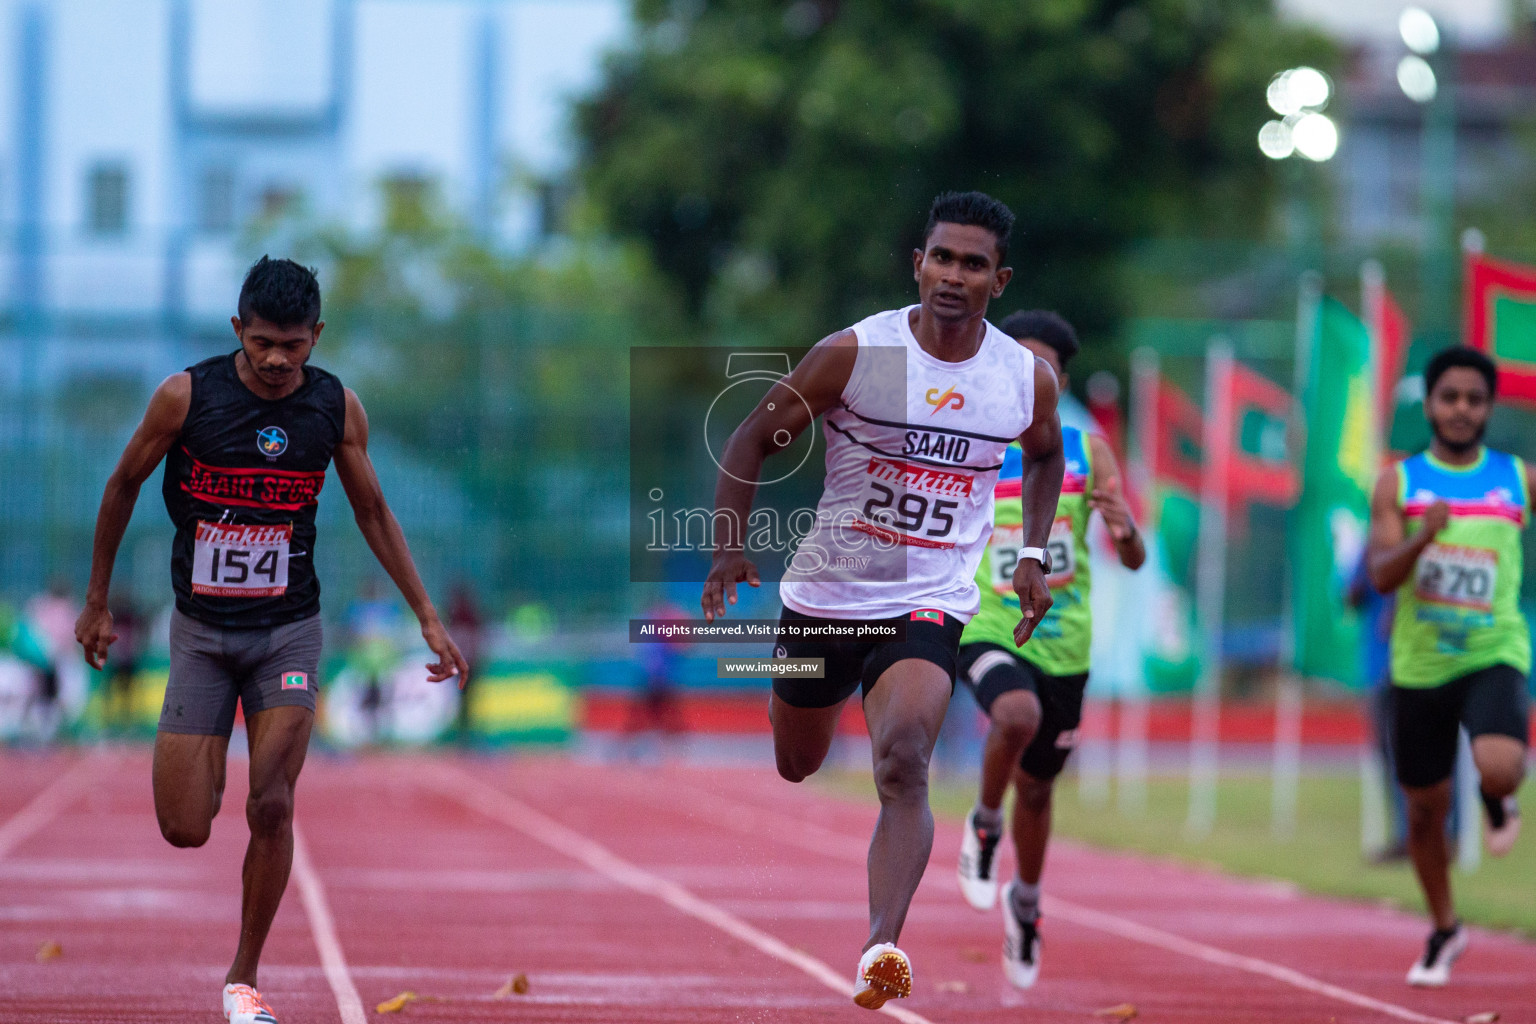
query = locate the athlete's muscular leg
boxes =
[1403,780,1456,931]
[770,692,846,782]
[861,660,952,949]
[227,705,313,989]
[1010,768,1055,886]
[1471,734,1526,799]
[153,732,230,848]
[979,690,1041,811]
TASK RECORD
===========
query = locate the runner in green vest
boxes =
[953,310,1145,988]
[1367,345,1531,988]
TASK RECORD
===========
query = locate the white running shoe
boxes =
[1485,796,1521,857]
[957,808,1003,911]
[1405,925,1467,987]
[1001,880,1042,989]
[223,983,278,1024]
[853,943,912,1010]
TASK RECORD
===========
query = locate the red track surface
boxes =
[2,746,1534,1023]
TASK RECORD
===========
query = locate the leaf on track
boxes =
[493,973,531,998]
[960,948,989,964]
[935,980,969,993]
[35,940,62,963]
[1093,1004,1138,1020]
[1465,1013,1500,1024]
[376,991,418,1013]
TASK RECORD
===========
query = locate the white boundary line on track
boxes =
[1043,898,1457,1024]
[0,752,107,860]
[419,763,938,1024]
[292,820,369,1024]
[636,776,1463,1024]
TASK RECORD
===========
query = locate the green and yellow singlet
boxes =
[962,426,1093,675]
[1391,447,1531,688]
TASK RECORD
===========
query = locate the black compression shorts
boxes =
[958,641,1088,780]
[771,607,964,709]
[1392,663,1530,789]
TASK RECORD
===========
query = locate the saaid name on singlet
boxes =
[903,430,970,464]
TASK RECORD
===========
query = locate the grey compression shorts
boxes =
[159,608,322,736]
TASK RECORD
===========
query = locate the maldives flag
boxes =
[1465,251,1536,405]
[1149,377,1203,496]
[1224,362,1298,509]
[1363,266,1410,438]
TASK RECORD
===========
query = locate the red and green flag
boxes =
[1465,252,1536,405]
[1225,362,1298,510]
[1365,273,1410,440]
[1149,376,1204,497]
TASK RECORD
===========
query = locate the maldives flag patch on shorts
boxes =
[911,609,945,624]
[281,672,308,691]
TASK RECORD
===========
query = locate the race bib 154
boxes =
[192,521,292,598]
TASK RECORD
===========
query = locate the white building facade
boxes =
[0,0,626,334]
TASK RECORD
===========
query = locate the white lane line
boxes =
[418,763,938,1024]
[637,777,1462,1024]
[292,820,368,1024]
[0,753,107,860]
[1043,898,1456,1024]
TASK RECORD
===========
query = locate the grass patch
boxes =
[819,769,1536,937]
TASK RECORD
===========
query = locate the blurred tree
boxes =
[262,181,691,616]
[576,0,1336,349]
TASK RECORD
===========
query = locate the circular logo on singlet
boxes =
[257,426,288,457]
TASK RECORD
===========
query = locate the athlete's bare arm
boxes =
[702,331,859,621]
[1367,464,1446,594]
[334,388,469,685]
[1086,433,1146,571]
[75,373,192,668]
[1011,356,1066,646]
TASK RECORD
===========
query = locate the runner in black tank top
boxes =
[164,351,344,628]
[74,257,469,1024]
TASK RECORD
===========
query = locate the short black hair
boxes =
[923,191,1015,266]
[999,309,1079,368]
[238,255,322,327]
[1424,345,1497,398]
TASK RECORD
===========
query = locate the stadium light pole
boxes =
[1397,7,1458,337]
[1244,71,1335,840]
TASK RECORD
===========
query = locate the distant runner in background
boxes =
[1367,345,1530,987]
[953,310,1145,988]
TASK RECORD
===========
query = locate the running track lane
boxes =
[0,748,338,1024]
[3,749,1534,1023]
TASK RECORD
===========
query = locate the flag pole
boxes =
[1116,348,1160,818]
[1356,259,1392,857]
[1272,273,1321,839]
[1188,339,1233,839]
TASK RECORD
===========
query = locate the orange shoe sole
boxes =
[853,950,912,1009]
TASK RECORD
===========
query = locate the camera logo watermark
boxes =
[630,346,910,585]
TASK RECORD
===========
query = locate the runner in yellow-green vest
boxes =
[952,311,1145,990]
[1367,345,1531,989]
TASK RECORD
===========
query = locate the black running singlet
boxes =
[162,353,346,628]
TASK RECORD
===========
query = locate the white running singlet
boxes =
[780,305,1039,621]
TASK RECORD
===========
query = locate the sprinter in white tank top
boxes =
[701,192,1065,1010]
